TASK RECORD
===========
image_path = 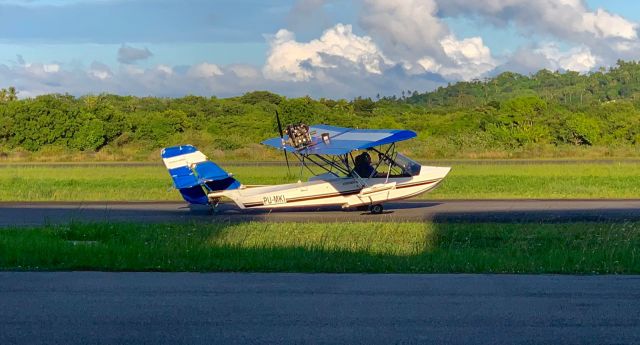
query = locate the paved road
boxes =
[1,272,639,345]
[1,200,640,226]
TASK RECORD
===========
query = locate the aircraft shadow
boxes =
[1,203,640,226]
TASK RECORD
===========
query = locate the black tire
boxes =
[370,204,384,214]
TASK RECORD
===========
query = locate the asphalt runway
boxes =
[1,200,640,226]
[1,272,639,344]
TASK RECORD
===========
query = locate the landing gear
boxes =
[369,204,384,214]
[208,198,220,215]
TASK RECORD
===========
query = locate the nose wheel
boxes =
[369,204,384,214]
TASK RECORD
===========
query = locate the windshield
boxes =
[394,153,421,176]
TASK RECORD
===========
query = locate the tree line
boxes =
[1,61,640,159]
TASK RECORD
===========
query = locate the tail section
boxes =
[161,145,240,205]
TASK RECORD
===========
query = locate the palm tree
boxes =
[7,87,17,101]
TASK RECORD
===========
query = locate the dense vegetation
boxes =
[2,61,640,161]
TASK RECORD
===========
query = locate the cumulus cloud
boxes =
[583,8,638,40]
[358,0,637,76]
[359,0,496,80]
[6,0,640,99]
[497,44,597,75]
[187,62,223,78]
[117,44,153,64]
[436,0,639,65]
[24,62,60,76]
[263,9,496,86]
[360,0,450,63]
[535,44,597,72]
[437,0,637,41]
[417,36,495,80]
[156,64,173,75]
[88,61,112,80]
[263,24,389,82]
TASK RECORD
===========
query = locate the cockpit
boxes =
[348,149,422,179]
[392,153,422,176]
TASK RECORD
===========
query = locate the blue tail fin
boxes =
[161,145,240,205]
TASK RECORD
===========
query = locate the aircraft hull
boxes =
[210,166,451,210]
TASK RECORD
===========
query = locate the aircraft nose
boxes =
[420,166,451,180]
[435,166,452,179]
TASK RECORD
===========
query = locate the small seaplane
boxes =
[161,121,450,214]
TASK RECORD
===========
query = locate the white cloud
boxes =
[438,36,496,79]
[88,61,112,80]
[156,64,173,75]
[263,1,497,84]
[23,62,61,77]
[88,70,110,80]
[416,57,439,73]
[228,64,259,79]
[536,44,597,72]
[436,0,639,55]
[263,23,389,82]
[416,36,496,80]
[42,63,60,73]
[360,0,496,80]
[360,0,450,64]
[5,0,639,99]
[581,9,637,40]
[497,43,598,75]
[357,0,637,77]
[0,57,447,101]
[187,63,223,78]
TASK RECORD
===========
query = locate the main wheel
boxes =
[370,204,384,214]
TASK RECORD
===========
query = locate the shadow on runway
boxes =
[1,201,640,226]
[191,201,443,214]
[199,201,640,223]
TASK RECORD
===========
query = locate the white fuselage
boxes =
[210,165,451,210]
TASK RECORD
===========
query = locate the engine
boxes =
[285,123,312,148]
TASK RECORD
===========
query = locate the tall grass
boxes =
[1,162,638,201]
[1,221,638,273]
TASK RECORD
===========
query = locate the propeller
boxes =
[275,110,291,175]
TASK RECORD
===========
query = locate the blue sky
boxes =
[1,0,639,98]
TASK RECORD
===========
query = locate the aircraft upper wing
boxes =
[261,124,417,155]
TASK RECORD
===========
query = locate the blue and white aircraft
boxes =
[162,124,450,214]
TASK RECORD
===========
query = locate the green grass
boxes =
[1,162,639,201]
[429,163,640,199]
[1,221,639,273]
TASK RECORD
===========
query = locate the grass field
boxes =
[1,221,638,273]
[1,162,639,201]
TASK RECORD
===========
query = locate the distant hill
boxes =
[400,60,640,108]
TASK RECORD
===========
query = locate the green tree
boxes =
[7,87,17,101]
[239,91,283,105]
[564,115,601,146]
[72,117,106,151]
